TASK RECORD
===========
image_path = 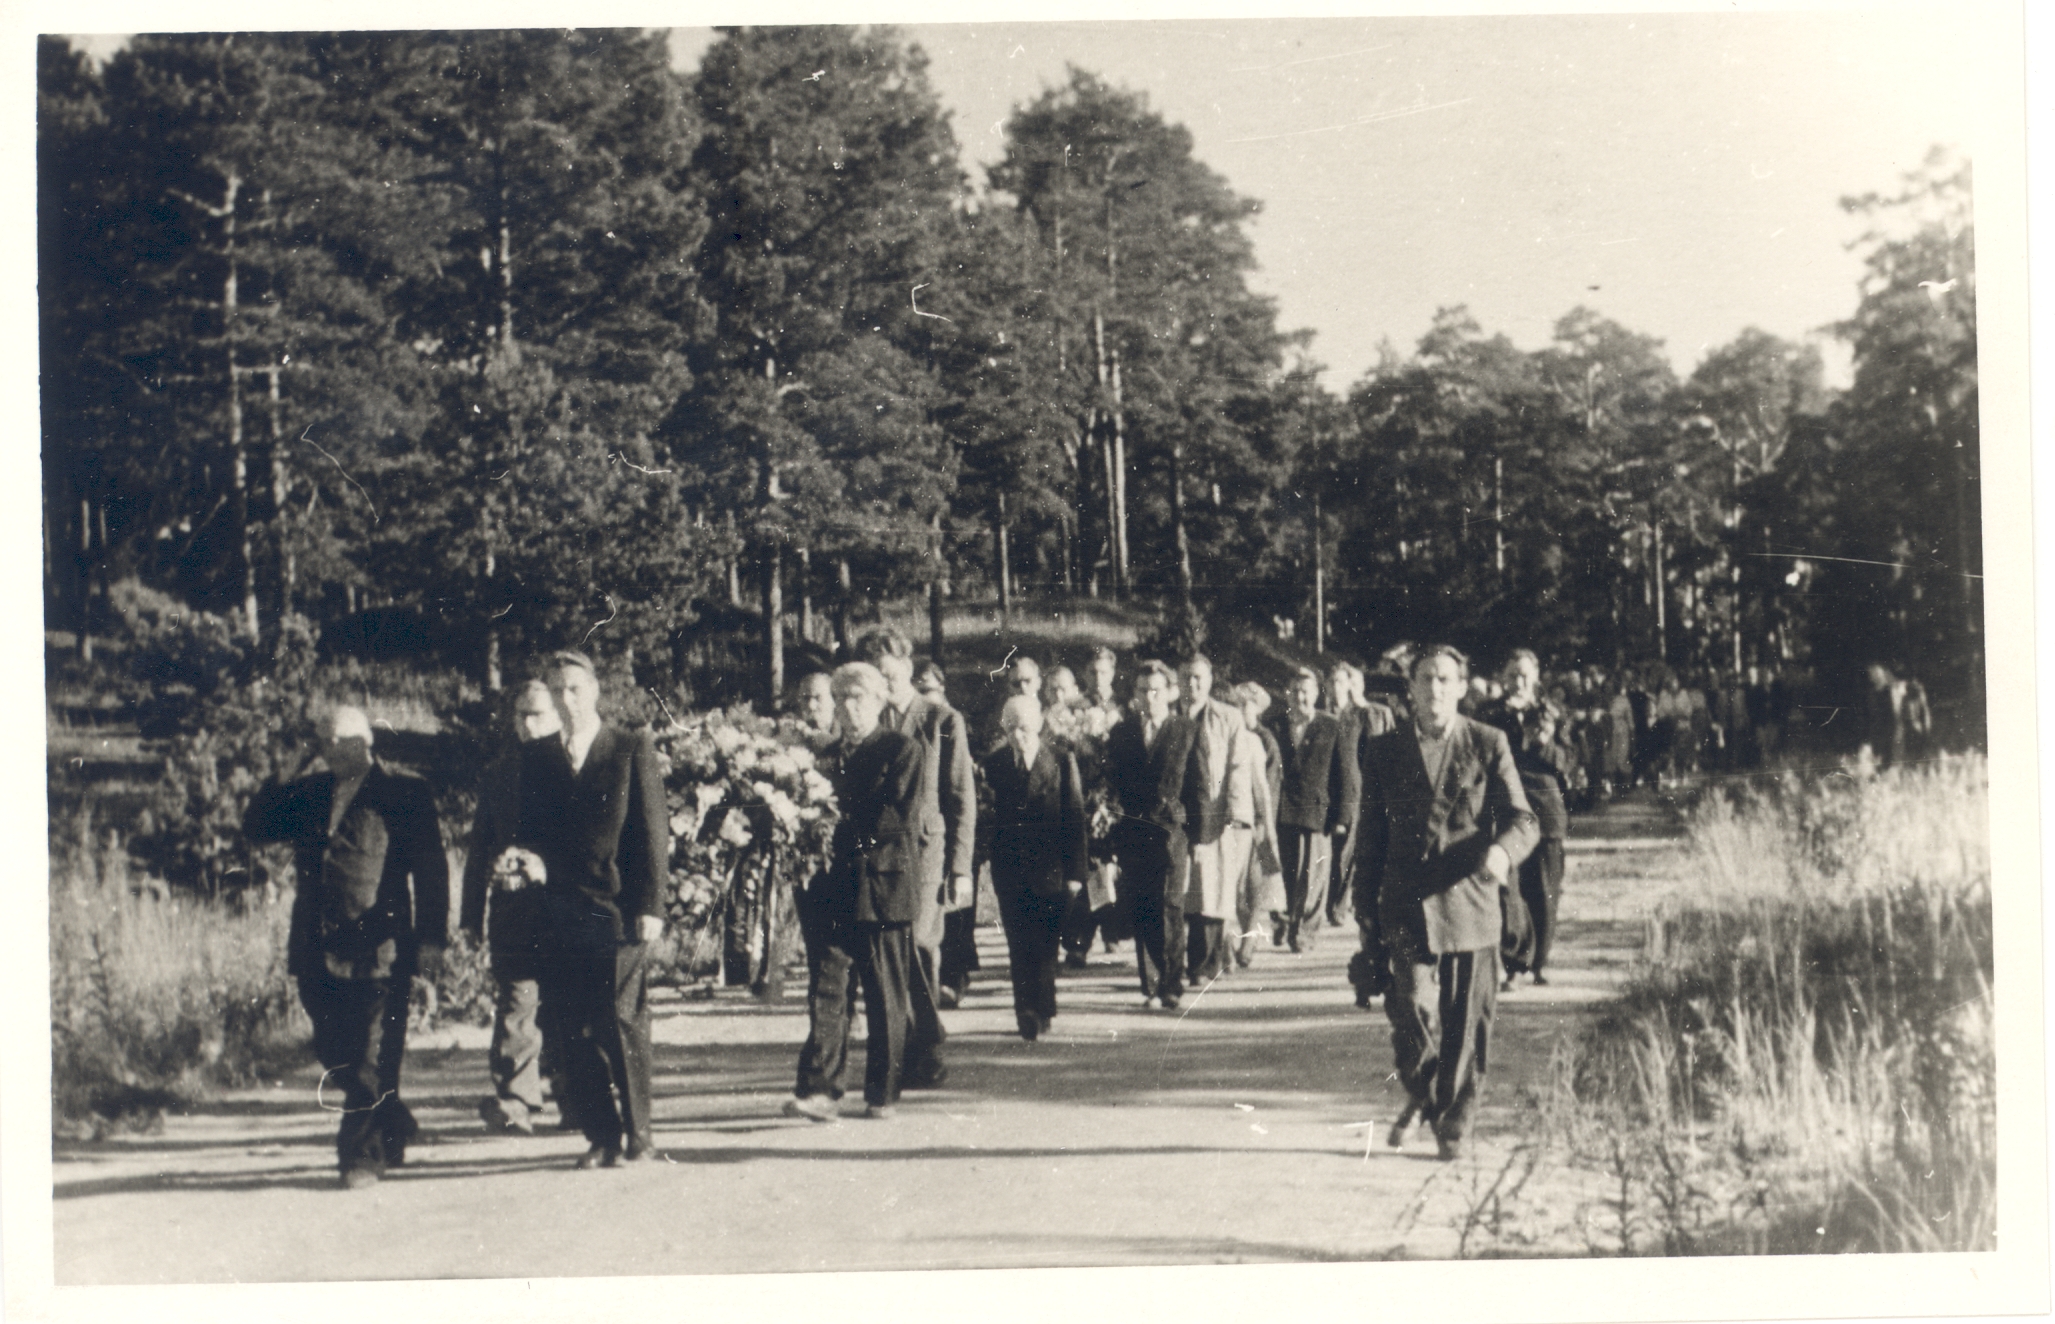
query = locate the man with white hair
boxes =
[460,680,566,1135]
[244,705,449,1189]
[980,695,1088,1039]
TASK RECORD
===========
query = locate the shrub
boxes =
[1546,754,1993,1254]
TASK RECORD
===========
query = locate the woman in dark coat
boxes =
[980,695,1090,1040]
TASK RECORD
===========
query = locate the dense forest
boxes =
[38,28,1982,732]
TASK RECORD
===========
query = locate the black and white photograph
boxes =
[12,0,2046,1317]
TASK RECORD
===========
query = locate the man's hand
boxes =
[415,943,445,979]
[1482,845,1511,887]
[945,874,971,908]
[1065,878,1084,895]
[637,914,664,945]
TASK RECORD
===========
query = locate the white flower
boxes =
[717,810,755,849]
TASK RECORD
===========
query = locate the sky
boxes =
[672,15,1986,390]
[67,12,1994,392]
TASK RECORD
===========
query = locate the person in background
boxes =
[1229,681,1284,971]
[1006,654,1043,704]
[852,630,975,1082]
[460,680,569,1136]
[913,661,949,703]
[244,706,447,1188]
[1476,650,1576,989]
[1084,646,1121,716]
[1323,661,1393,930]
[784,663,924,1122]
[1360,646,1537,1161]
[797,671,840,744]
[1060,649,1130,969]
[1042,665,1085,747]
[530,650,668,1169]
[980,696,1089,1040]
[1269,666,1355,955]
[1102,660,1196,1009]
[1178,655,1260,986]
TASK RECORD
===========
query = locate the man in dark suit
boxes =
[786,662,925,1121]
[243,706,448,1189]
[1475,649,1577,988]
[981,695,1089,1040]
[1324,660,1394,929]
[529,650,669,1169]
[1102,659,1197,1009]
[854,629,975,1086]
[459,680,567,1135]
[1359,645,1538,1161]
[1269,666,1357,953]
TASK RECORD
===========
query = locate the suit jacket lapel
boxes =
[1028,746,1058,803]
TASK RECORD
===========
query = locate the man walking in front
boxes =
[244,706,448,1188]
[1103,660,1196,1009]
[460,680,567,1135]
[854,629,974,1081]
[529,650,668,1169]
[785,663,924,1121]
[1360,645,1537,1161]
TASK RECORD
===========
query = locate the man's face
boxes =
[801,681,837,734]
[1004,709,1043,758]
[1506,657,1541,702]
[1327,668,1353,708]
[1010,664,1041,698]
[547,665,601,730]
[877,655,915,700]
[836,686,885,739]
[321,711,373,779]
[1411,655,1467,728]
[1179,661,1211,709]
[1092,656,1117,693]
[1050,671,1081,706]
[1290,674,1321,716]
[512,694,561,743]
[1137,672,1174,723]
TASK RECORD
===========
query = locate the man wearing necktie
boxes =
[980,695,1089,1039]
[1359,645,1537,1161]
[1101,660,1197,1008]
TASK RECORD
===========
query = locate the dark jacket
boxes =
[1474,697,1577,839]
[244,761,449,981]
[1102,712,1197,847]
[1360,717,1539,957]
[1270,711,1357,836]
[1330,703,1395,834]
[458,739,552,978]
[980,742,1089,899]
[519,725,668,944]
[816,726,924,926]
[883,694,977,932]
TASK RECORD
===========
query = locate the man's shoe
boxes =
[1435,1134,1463,1162]
[575,1144,622,1170]
[340,1166,381,1190]
[478,1096,535,1135]
[1387,1102,1419,1149]
[863,1104,897,1120]
[1142,996,1162,1010]
[936,986,961,1010]
[1062,951,1089,970]
[903,1060,949,1089]
[1532,972,1549,986]
[1018,1015,1039,1042]
[783,1093,840,1123]
[1159,994,1181,1011]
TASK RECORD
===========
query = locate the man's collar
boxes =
[1414,714,1455,741]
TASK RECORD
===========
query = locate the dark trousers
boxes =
[994,881,1065,1026]
[938,905,980,993]
[1116,825,1187,1000]
[1324,824,1359,924]
[905,938,949,1080]
[1520,838,1565,975]
[1386,946,1498,1141]
[1186,915,1227,982]
[1276,827,1332,950]
[1060,872,1132,956]
[796,921,914,1107]
[297,974,415,1175]
[544,941,654,1153]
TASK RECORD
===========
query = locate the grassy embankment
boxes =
[1533,755,1993,1255]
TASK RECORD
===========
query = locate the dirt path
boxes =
[52,793,1690,1283]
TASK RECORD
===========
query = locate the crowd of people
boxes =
[242,629,1932,1188]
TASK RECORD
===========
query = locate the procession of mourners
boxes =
[247,629,1862,1186]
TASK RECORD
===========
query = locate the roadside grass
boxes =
[1532,754,1992,1254]
[49,808,309,1136]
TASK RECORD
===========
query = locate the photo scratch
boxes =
[299,428,380,524]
